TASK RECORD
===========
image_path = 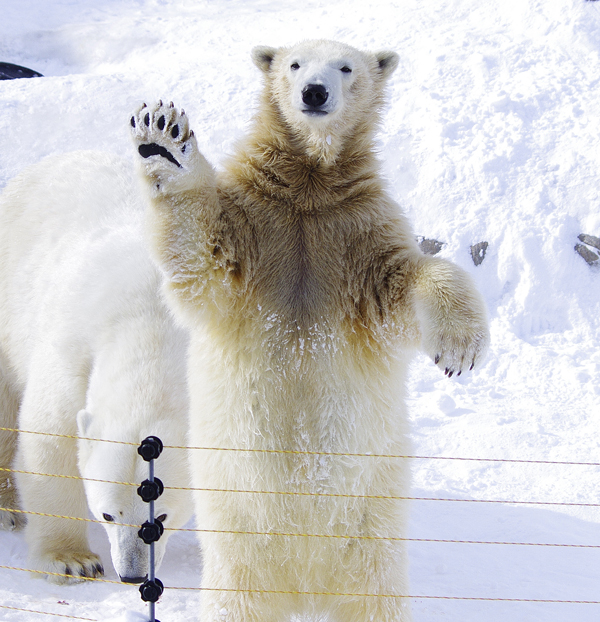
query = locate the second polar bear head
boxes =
[76,411,192,583]
[251,39,399,162]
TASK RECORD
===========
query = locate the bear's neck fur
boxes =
[222,85,386,214]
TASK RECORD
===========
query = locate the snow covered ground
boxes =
[1,0,600,620]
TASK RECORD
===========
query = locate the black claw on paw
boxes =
[434,354,440,365]
[448,370,454,378]
[94,562,104,575]
[470,361,475,371]
[138,143,182,167]
[144,112,150,127]
[444,368,449,375]
[457,370,461,376]
[157,115,165,130]
[171,124,180,139]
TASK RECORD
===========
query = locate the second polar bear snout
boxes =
[111,528,153,583]
[302,84,329,111]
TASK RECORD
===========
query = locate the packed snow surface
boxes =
[1,1,599,620]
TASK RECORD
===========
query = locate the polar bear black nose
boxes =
[302,84,329,108]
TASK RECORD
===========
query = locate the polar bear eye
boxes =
[341,66,352,73]
[103,513,115,522]
[157,514,167,523]
[290,62,300,71]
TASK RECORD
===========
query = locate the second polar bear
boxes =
[0,152,192,584]
[131,40,489,622]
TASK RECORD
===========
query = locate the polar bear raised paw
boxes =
[131,101,200,192]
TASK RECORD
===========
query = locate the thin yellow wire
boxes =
[4,506,600,550]
[0,466,136,488]
[161,485,600,508]
[0,564,122,585]
[2,564,600,604]
[166,444,600,467]
[3,463,599,506]
[0,427,137,446]
[167,526,600,549]
[3,426,599,467]
[0,507,139,528]
[0,604,96,621]
[166,585,600,604]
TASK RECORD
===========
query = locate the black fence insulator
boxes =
[138,436,164,462]
[138,518,165,544]
[139,578,164,603]
[137,477,164,502]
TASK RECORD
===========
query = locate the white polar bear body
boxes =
[131,40,489,622]
[0,151,192,583]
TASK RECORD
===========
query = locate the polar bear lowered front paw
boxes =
[132,39,489,622]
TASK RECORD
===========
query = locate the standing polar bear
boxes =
[0,152,192,584]
[131,40,489,622]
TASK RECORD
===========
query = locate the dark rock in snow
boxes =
[470,241,488,266]
[0,62,43,80]
[577,233,600,252]
[575,243,599,266]
[418,237,444,255]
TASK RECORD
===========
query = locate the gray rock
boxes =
[575,243,599,265]
[470,241,488,266]
[418,237,444,255]
[578,233,600,251]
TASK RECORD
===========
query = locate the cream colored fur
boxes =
[131,39,489,622]
[0,152,192,584]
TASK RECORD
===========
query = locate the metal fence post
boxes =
[137,436,165,622]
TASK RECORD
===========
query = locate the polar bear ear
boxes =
[252,46,278,73]
[374,50,400,79]
[77,409,94,438]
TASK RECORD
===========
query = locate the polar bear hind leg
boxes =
[0,354,24,531]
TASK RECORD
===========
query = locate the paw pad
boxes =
[138,143,181,168]
[131,101,193,170]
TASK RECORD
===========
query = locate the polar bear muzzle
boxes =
[301,84,329,114]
